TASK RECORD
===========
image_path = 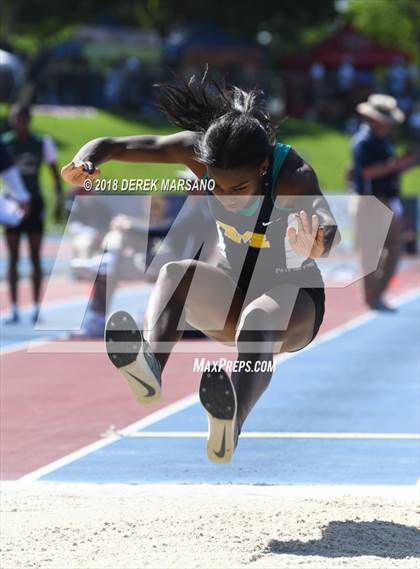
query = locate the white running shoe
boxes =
[105,310,161,405]
[199,369,239,464]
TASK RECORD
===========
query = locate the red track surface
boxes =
[1,262,419,480]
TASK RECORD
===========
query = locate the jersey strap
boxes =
[271,143,291,207]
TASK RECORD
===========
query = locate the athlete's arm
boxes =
[61,131,206,185]
[277,149,341,257]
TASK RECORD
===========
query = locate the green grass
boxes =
[32,111,183,198]
[279,118,419,195]
[1,108,419,228]
[280,118,352,191]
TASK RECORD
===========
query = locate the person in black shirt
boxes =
[352,94,418,311]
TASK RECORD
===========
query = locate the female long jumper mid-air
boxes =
[62,72,340,464]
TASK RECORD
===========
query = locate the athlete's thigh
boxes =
[181,260,245,345]
[237,283,316,354]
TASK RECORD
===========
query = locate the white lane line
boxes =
[19,394,198,482]
[17,287,420,482]
[103,430,420,440]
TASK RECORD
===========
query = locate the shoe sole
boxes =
[105,310,161,405]
[199,369,237,464]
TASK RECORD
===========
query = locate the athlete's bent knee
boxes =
[236,308,285,350]
[159,260,197,281]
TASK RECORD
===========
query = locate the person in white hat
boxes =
[352,93,418,311]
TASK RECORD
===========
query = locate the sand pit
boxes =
[1,483,419,568]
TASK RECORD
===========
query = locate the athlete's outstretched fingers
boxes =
[300,210,310,234]
[287,225,297,245]
[295,212,304,235]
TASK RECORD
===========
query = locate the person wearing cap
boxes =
[352,93,418,311]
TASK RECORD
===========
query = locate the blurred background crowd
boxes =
[1,0,419,132]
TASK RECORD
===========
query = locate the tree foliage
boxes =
[347,0,420,62]
[1,0,337,54]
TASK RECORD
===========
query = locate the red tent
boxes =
[283,24,412,69]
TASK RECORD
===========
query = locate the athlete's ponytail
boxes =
[153,68,276,169]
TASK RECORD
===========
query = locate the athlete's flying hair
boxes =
[153,66,278,170]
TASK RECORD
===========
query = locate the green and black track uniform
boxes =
[204,143,325,344]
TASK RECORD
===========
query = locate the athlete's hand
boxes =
[61,161,100,186]
[287,211,325,258]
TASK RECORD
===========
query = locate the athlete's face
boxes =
[207,159,269,212]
